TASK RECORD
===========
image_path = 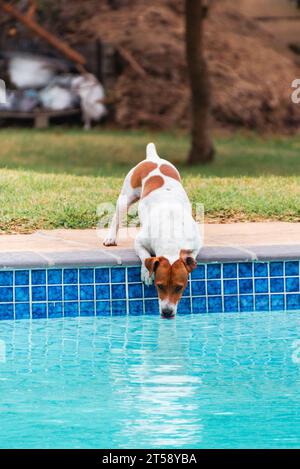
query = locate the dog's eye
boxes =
[157,284,165,291]
[174,285,183,293]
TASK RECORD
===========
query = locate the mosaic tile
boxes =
[270,277,284,293]
[192,297,206,314]
[127,267,141,283]
[129,300,143,315]
[207,264,221,279]
[79,269,94,284]
[0,271,13,286]
[254,279,269,294]
[15,270,29,286]
[63,269,78,285]
[48,301,63,318]
[271,294,284,311]
[191,264,205,280]
[80,301,95,316]
[223,279,238,295]
[111,268,126,283]
[15,287,30,302]
[32,286,46,302]
[239,279,253,294]
[112,284,126,300]
[254,263,268,278]
[47,269,62,285]
[177,297,191,314]
[32,302,47,319]
[285,261,299,277]
[48,286,62,302]
[286,277,300,293]
[191,281,205,296]
[223,263,237,279]
[64,285,78,301]
[79,285,94,301]
[144,299,159,315]
[270,262,284,277]
[96,284,110,300]
[224,295,238,313]
[255,295,269,312]
[31,270,46,285]
[96,301,110,316]
[240,295,254,312]
[0,303,14,320]
[286,294,300,310]
[144,283,157,298]
[207,280,221,296]
[0,260,299,320]
[95,268,110,284]
[208,296,222,313]
[238,263,253,278]
[0,287,13,302]
[128,283,143,299]
[111,300,127,315]
[15,302,30,320]
[64,301,79,317]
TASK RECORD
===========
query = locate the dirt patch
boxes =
[1,0,300,132]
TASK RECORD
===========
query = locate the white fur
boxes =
[146,142,159,160]
[103,143,202,313]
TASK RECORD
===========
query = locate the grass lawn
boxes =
[0,128,299,233]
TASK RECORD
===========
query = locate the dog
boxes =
[103,143,202,318]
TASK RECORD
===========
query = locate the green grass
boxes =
[0,128,300,232]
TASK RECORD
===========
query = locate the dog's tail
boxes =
[146,142,160,161]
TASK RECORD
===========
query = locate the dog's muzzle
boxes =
[161,307,175,319]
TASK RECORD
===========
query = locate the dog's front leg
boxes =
[135,236,153,286]
[103,194,129,246]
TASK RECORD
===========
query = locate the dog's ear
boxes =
[180,249,197,273]
[144,257,161,277]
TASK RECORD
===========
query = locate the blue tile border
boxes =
[0,260,299,319]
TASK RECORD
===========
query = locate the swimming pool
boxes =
[1,312,300,449]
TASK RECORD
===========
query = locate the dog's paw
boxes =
[103,237,117,247]
[141,265,153,286]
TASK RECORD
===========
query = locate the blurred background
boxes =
[0,0,299,232]
[1,0,300,131]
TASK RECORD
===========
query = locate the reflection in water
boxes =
[0,312,300,448]
[117,320,202,447]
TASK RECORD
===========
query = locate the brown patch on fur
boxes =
[130,161,158,188]
[180,249,197,272]
[142,175,164,198]
[160,163,181,182]
[144,255,196,307]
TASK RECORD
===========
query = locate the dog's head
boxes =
[145,249,197,318]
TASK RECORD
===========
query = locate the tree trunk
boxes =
[185,0,214,164]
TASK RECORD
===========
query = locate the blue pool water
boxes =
[1,313,300,449]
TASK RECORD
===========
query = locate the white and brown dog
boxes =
[103,143,202,318]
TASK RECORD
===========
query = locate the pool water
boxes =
[1,312,300,449]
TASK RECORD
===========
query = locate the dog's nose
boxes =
[161,308,175,318]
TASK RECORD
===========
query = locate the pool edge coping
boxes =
[0,244,299,269]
